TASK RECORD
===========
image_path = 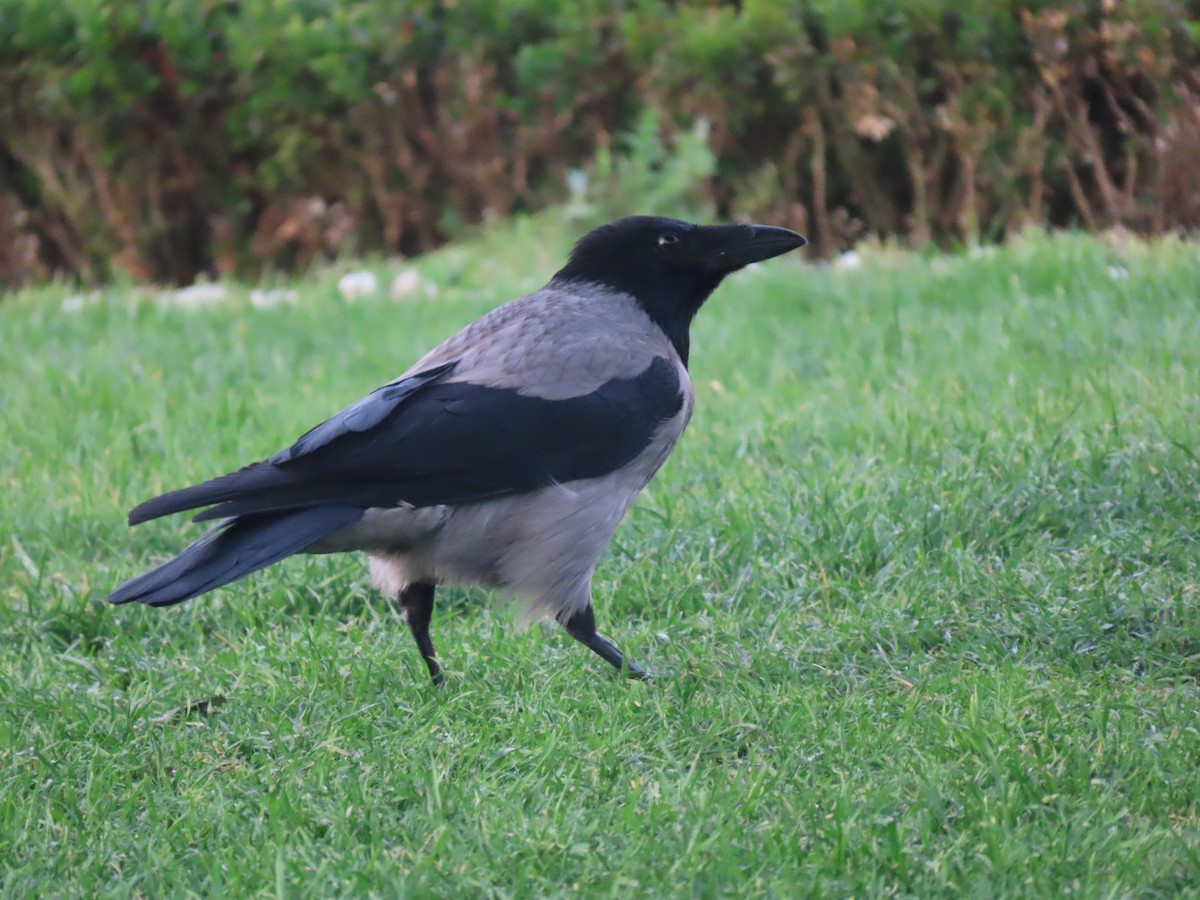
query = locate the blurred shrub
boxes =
[0,0,1196,285]
[570,108,717,223]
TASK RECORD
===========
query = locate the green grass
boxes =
[2,221,1199,897]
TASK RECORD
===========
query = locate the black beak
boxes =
[700,224,807,272]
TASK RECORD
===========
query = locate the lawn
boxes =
[2,220,1198,897]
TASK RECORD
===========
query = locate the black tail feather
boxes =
[109,505,362,607]
[127,460,294,526]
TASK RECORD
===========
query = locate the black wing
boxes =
[127,361,457,525]
[271,361,458,464]
[127,356,683,526]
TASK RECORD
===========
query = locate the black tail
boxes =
[127,460,294,526]
[109,505,362,607]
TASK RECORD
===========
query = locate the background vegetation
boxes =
[2,219,1198,894]
[2,0,1198,285]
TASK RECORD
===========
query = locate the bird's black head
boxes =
[551,216,806,365]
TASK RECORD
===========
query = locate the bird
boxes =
[109,216,806,684]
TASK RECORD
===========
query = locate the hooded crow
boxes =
[110,216,806,684]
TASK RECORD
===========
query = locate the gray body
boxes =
[313,284,694,624]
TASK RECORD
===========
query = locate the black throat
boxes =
[630,288,708,368]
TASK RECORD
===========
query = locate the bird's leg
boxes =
[397,582,444,687]
[558,603,651,681]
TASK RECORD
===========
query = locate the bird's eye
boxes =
[657,232,681,248]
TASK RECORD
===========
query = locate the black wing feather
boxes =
[127,361,457,526]
[130,356,683,526]
[271,360,458,463]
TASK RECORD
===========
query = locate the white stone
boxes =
[389,269,423,300]
[167,283,229,308]
[337,270,379,301]
[833,250,863,270]
[250,288,299,309]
